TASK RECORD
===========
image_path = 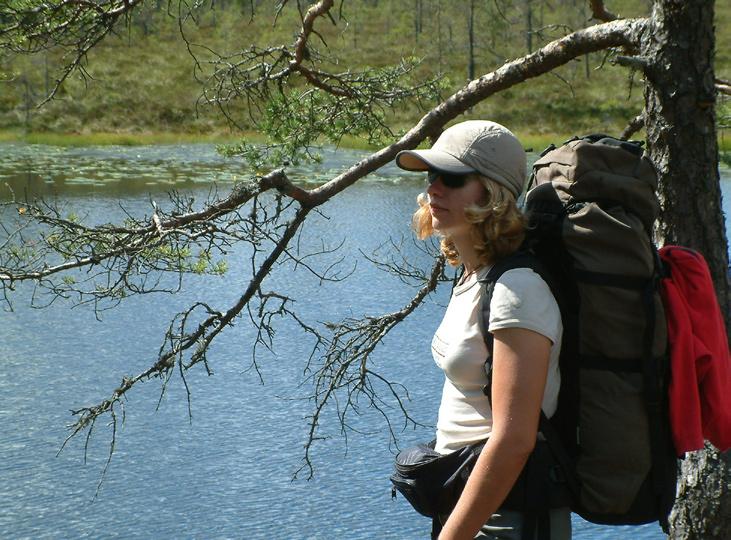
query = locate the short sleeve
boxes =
[488,268,561,344]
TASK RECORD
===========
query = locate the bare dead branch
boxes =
[589,0,618,22]
[360,236,444,288]
[293,0,334,64]
[62,205,312,445]
[621,112,645,140]
[717,78,731,96]
[615,54,652,71]
[0,169,310,286]
[297,254,447,478]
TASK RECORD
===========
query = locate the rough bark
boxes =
[642,0,730,324]
[641,1,731,538]
[672,447,731,540]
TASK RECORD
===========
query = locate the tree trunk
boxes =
[642,1,731,538]
[581,2,590,79]
[467,0,476,80]
[643,0,730,322]
[525,0,533,53]
[437,0,443,72]
[414,0,422,42]
[672,447,731,539]
[23,74,31,129]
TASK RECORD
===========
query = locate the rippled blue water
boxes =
[1,143,729,539]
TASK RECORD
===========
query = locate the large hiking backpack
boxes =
[479,135,677,529]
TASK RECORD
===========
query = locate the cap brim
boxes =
[396,149,475,174]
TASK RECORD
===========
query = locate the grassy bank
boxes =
[3,1,727,142]
[0,130,244,146]
[2,129,729,158]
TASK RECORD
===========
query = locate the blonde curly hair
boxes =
[412,175,526,267]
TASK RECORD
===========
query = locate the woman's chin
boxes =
[431,215,457,234]
[431,217,446,233]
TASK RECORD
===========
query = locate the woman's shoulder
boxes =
[488,267,562,339]
[494,266,552,295]
[490,267,559,318]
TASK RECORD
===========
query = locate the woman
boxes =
[395,121,570,540]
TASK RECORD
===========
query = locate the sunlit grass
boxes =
[0,130,258,146]
[719,136,731,153]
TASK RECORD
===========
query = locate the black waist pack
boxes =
[390,439,570,519]
[389,439,485,518]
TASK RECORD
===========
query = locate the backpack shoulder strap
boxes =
[477,250,554,360]
[477,250,557,400]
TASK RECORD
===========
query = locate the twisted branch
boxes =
[297,254,447,478]
[61,205,312,457]
[0,169,308,286]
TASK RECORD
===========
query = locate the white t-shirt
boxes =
[432,266,562,454]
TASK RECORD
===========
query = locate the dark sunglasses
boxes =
[426,170,472,189]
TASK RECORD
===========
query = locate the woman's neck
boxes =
[451,233,482,274]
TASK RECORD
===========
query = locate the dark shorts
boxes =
[438,507,571,540]
[475,508,571,540]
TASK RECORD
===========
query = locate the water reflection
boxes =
[0,143,412,200]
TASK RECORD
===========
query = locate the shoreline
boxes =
[2,129,729,154]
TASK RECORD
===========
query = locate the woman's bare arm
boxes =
[438,327,551,540]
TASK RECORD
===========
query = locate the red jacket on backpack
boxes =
[659,246,731,455]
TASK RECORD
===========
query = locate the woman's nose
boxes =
[427,176,443,197]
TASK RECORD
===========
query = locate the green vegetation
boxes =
[0,0,728,148]
[0,130,242,146]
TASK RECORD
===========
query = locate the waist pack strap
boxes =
[431,516,441,540]
[525,509,551,540]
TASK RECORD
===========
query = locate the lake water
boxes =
[1,143,729,539]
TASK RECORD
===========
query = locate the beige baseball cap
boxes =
[396,120,527,198]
